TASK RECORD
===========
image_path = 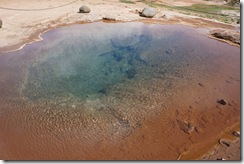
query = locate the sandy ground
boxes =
[0,0,241,160]
[0,0,239,53]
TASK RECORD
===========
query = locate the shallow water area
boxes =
[0,22,240,160]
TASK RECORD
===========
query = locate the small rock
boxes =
[0,19,2,28]
[126,68,136,79]
[232,131,240,137]
[98,88,107,94]
[217,99,227,105]
[79,5,91,13]
[177,120,195,134]
[161,14,167,19]
[139,7,156,18]
[198,83,204,87]
[102,17,116,21]
[165,49,173,54]
[219,139,231,147]
[211,30,240,45]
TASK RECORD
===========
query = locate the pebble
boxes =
[232,131,240,137]
[198,83,204,87]
[219,139,231,147]
[218,99,227,105]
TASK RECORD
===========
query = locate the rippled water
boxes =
[0,22,240,160]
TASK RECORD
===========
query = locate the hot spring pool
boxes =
[0,22,240,160]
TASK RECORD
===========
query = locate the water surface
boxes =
[0,22,240,160]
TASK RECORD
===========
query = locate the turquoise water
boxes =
[0,22,240,159]
[20,22,215,102]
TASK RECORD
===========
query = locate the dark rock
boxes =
[98,88,106,94]
[217,99,227,105]
[165,49,173,54]
[198,83,204,87]
[126,46,134,51]
[160,14,167,19]
[139,7,157,18]
[135,9,140,14]
[102,17,116,21]
[232,131,240,137]
[79,5,91,13]
[126,68,136,79]
[219,139,231,147]
[112,51,123,61]
[0,19,2,28]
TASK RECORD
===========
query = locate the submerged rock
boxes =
[139,7,156,18]
[112,51,123,61]
[126,68,136,79]
[98,88,107,94]
[79,5,91,13]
